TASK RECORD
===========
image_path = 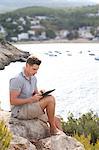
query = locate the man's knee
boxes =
[39,95,56,109]
[47,95,56,104]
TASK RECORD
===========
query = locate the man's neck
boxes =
[23,67,31,80]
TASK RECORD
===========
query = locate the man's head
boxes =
[25,55,41,76]
[26,55,41,66]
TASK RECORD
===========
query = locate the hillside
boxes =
[0,0,95,13]
[1,5,99,28]
[0,5,99,42]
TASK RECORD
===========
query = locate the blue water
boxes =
[0,43,99,120]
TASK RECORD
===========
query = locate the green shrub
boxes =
[0,120,12,150]
[74,134,99,150]
[61,111,99,146]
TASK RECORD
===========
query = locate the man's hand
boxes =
[39,89,45,95]
[29,94,43,103]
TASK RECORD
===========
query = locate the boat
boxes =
[95,56,99,60]
[89,53,95,56]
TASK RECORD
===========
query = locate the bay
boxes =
[0,43,99,120]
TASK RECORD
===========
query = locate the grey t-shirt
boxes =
[9,70,37,117]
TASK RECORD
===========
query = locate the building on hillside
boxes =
[0,25,6,34]
[10,37,18,42]
[18,33,29,41]
[19,17,26,25]
[35,16,48,20]
[59,30,69,38]
[30,25,45,30]
[78,27,94,39]
[6,18,12,22]
[18,26,24,31]
[30,20,40,25]
[38,32,47,40]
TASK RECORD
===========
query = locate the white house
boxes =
[6,18,12,22]
[39,32,46,40]
[30,20,40,25]
[59,30,69,38]
[12,21,17,25]
[30,25,45,30]
[35,16,48,20]
[18,25,24,31]
[19,17,26,25]
[0,25,6,34]
[78,27,94,39]
[10,37,18,42]
[28,30,35,35]
[18,33,29,41]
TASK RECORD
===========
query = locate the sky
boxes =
[91,0,99,3]
[58,0,99,4]
[52,0,99,3]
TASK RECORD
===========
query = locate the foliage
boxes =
[45,29,56,39]
[67,30,79,40]
[61,111,99,147]
[75,134,99,150]
[0,120,12,150]
[0,33,5,41]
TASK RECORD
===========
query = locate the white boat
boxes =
[95,56,99,60]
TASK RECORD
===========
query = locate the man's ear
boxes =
[26,63,29,67]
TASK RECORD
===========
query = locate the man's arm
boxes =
[10,90,43,105]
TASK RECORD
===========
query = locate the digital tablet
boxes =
[42,89,55,97]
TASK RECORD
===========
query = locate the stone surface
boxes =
[9,117,50,140]
[8,135,36,150]
[0,40,30,70]
[36,133,85,150]
[0,110,85,150]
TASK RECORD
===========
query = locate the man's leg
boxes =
[39,96,62,134]
[54,116,63,131]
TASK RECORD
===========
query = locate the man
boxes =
[9,55,62,135]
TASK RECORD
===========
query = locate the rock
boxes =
[8,135,36,150]
[38,133,85,150]
[51,133,85,150]
[9,117,50,140]
[0,110,85,150]
[0,40,30,70]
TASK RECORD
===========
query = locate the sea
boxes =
[0,43,99,120]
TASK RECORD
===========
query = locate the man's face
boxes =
[27,64,39,76]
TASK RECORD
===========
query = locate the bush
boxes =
[0,120,12,150]
[61,111,99,147]
[75,134,99,150]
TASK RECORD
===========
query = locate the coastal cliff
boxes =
[0,40,30,70]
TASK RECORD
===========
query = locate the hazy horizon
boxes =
[0,0,98,13]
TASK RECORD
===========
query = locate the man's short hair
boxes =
[26,55,41,66]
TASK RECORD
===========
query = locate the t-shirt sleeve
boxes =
[9,77,23,92]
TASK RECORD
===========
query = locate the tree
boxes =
[46,29,56,39]
[67,30,79,40]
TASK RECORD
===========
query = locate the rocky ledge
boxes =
[0,110,85,150]
[0,40,30,70]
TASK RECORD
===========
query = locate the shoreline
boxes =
[12,38,99,45]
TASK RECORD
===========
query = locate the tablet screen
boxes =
[42,89,55,96]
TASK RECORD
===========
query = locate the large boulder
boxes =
[38,134,85,150]
[0,40,30,70]
[0,110,85,150]
[9,117,50,140]
[8,135,37,150]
